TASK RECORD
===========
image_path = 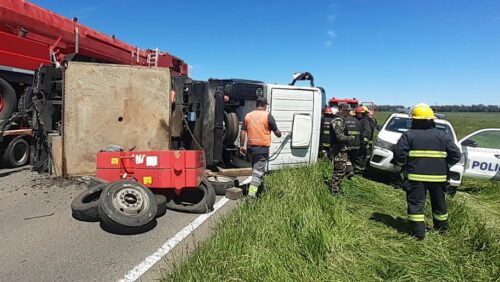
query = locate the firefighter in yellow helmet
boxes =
[393,103,461,239]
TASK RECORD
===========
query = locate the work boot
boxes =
[434,220,448,234]
[410,221,426,240]
[346,171,355,180]
[247,185,258,199]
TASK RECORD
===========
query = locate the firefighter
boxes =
[344,106,363,175]
[239,97,282,199]
[320,107,338,159]
[355,106,373,171]
[329,104,355,195]
[393,103,461,239]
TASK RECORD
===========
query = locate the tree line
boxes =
[376,104,500,112]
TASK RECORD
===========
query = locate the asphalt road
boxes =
[0,167,236,281]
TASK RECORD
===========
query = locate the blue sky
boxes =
[31,0,500,106]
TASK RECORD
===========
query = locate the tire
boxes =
[98,180,157,231]
[155,194,167,218]
[0,78,17,120]
[18,86,34,112]
[207,175,236,195]
[223,111,239,145]
[3,137,30,168]
[71,184,107,222]
[166,179,216,214]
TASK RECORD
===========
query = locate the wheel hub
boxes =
[112,188,148,215]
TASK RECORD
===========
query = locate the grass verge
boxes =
[166,162,500,281]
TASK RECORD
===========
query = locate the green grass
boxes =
[375,111,500,138]
[166,163,500,281]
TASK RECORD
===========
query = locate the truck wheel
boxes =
[0,78,17,119]
[166,179,216,214]
[71,184,107,222]
[223,111,239,145]
[18,86,34,112]
[155,194,167,218]
[207,176,237,195]
[3,137,30,168]
[98,180,157,232]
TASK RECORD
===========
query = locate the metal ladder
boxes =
[147,48,159,67]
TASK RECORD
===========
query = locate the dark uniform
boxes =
[344,115,363,174]
[320,115,334,159]
[330,113,354,194]
[358,115,373,170]
[394,122,461,239]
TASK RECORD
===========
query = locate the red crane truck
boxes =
[0,0,187,168]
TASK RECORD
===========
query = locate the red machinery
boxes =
[0,0,188,75]
[96,150,205,193]
[328,97,376,113]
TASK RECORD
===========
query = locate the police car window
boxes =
[385,117,412,133]
[467,131,500,149]
[386,117,453,137]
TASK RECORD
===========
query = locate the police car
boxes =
[369,111,500,186]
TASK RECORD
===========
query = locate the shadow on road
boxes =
[0,166,30,177]
[370,212,411,236]
[100,220,158,235]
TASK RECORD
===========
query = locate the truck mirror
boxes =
[461,139,478,148]
[291,113,312,148]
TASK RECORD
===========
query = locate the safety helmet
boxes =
[410,103,435,119]
[362,105,370,113]
[324,107,333,114]
[354,106,365,113]
[331,106,339,115]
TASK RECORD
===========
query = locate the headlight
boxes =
[374,139,395,151]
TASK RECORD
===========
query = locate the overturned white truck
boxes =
[27,63,324,176]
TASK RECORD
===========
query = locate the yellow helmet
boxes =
[411,103,435,119]
[361,105,370,113]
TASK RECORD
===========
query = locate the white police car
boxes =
[369,111,500,186]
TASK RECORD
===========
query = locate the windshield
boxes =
[385,117,454,137]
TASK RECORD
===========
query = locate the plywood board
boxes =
[63,62,171,176]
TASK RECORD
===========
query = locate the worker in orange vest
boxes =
[240,97,282,198]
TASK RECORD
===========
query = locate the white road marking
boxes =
[118,197,231,282]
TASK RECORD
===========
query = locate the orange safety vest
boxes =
[245,110,271,147]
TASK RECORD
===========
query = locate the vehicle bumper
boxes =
[369,146,399,173]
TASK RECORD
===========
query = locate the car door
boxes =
[460,129,500,180]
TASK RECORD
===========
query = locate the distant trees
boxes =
[376,104,500,112]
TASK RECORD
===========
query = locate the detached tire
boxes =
[98,181,157,232]
[155,194,167,218]
[3,137,30,168]
[166,179,216,214]
[207,176,236,195]
[71,184,107,222]
[0,78,16,120]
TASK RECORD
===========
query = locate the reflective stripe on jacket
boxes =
[245,110,271,147]
[344,116,361,148]
[394,127,461,182]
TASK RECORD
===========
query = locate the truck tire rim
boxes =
[13,142,29,164]
[112,188,149,215]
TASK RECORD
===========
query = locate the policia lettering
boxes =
[394,103,461,239]
[472,161,500,172]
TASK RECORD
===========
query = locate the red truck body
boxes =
[0,0,188,75]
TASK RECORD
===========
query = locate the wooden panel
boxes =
[63,62,171,176]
